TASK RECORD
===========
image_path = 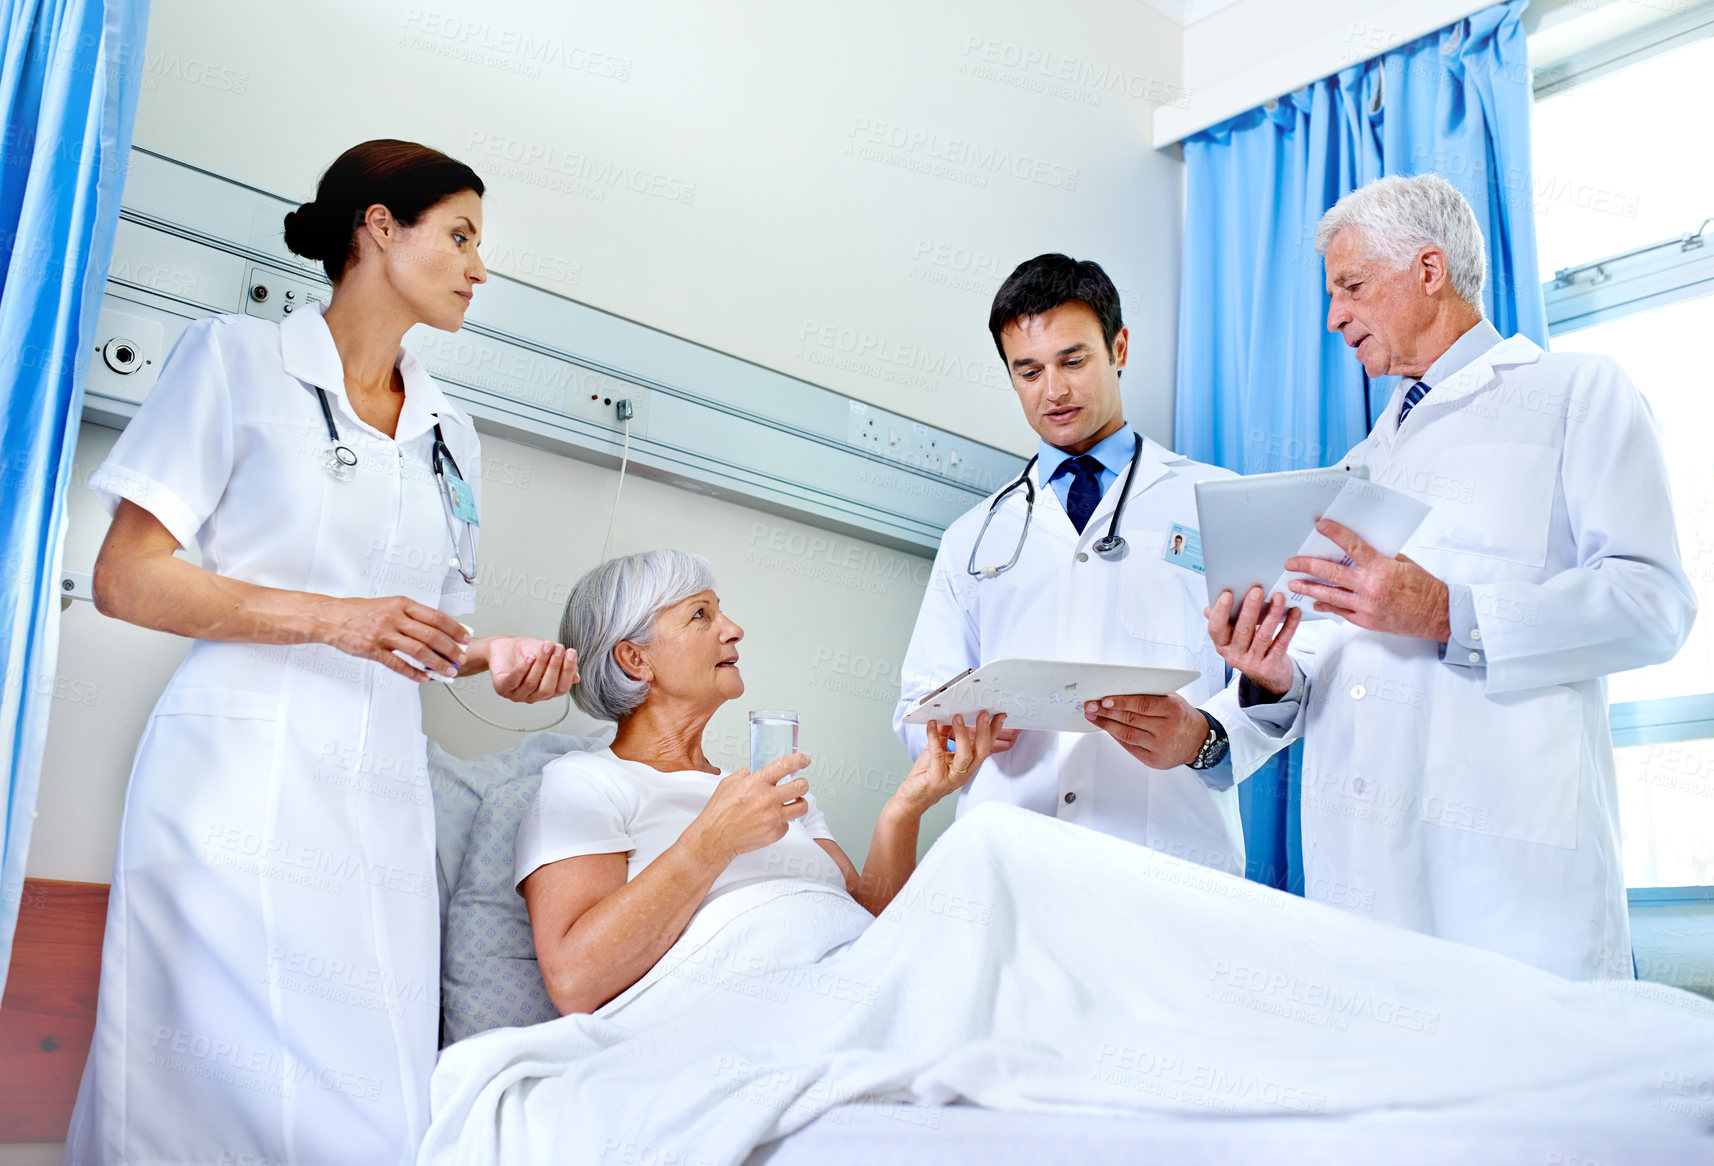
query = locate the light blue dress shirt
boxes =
[1037,424,1137,515]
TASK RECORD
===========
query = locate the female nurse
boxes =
[64,140,576,1165]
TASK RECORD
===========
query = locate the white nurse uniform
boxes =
[65,302,479,1165]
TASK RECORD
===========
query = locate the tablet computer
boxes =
[901,658,1202,733]
[1194,465,1368,618]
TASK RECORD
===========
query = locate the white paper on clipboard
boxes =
[1272,478,1432,621]
[902,658,1202,733]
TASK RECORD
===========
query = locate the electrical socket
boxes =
[846,400,961,476]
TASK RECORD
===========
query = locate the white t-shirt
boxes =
[514,749,848,903]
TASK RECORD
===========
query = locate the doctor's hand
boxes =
[482,636,579,703]
[896,713,1006,815]
[1207,585,1300,697]
[685,754,813,868]
[318,595,470,681]
[1084,694,1208,770]
[1286,519,1451,642]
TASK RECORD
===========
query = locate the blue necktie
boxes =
[1060,455,1104,534]
[1398,381,1432,427]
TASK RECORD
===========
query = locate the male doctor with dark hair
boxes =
[893,253,1245,873]
[1202,174,1695,979]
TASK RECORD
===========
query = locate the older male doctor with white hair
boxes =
[1201,174,1695,980]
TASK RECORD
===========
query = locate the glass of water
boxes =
[749,709,799,775]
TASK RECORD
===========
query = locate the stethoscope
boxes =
[314,386,478,584]
[967,433,1144,577]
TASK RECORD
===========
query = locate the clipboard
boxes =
[902,658,1202,733]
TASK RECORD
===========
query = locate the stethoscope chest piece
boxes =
[968,433,1145,577]
[1090,533,1128,559]
[314,387,360,481]
[321,442,358,480]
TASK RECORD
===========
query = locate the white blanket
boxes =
[421,804,1714,1165]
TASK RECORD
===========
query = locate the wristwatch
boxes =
[1187,710,1230,771]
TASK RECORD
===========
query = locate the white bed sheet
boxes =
[424,804,1714,1166]
[752,1104,1712,1166]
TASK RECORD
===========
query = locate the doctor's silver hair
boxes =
[560,549,718,722]
[1314,175,1487,312]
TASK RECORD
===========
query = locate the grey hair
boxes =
[1314,174,1487,312]
[560,549,718,722]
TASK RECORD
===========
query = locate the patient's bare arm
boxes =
[520,755,812,1015]
[815,712,1003,917]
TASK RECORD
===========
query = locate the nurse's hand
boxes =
[896,712,1006,815]
[1208,585,1300,696]
[685,754,813,867]
[484,636,579,702]
[320,595,471,681]
[1084,694,1207,770]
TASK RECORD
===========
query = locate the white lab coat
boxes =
[895,436,1244,873]
[66,304,480,1165]
[1206,333,1696,980]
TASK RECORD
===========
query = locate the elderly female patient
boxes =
[516,548,1003,1015]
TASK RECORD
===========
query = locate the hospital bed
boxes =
[755,1106,1707,1165]
[429,733,1714,1166]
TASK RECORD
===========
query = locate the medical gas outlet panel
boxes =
[85,149,1022,553]
[846,402,981,481]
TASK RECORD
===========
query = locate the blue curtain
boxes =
[1175,0,1547,890]
[0,0,148,997]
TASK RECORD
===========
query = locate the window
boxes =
[1533,26,1714,888]
[1532,34,1714,283]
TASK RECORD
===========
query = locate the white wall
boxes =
[133,0,1186,453]
[1159,0,1490,145]
[22,0,1190,891]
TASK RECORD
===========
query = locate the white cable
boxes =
[599,414,632,564]
[445,683,572,733]
[445,409,629,733]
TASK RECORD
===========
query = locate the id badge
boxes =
[1162,523,1203,574]
[445,470,480,527]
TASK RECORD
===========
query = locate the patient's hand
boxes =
[844,715,1004,917]
[897,712,1006,814]
[685,754,813,867]
[486,636,579,703]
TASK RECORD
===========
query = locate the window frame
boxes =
[1543,231,1714,770]
[1534,17,1714,889]
[1533,3,1714,104]
[1544,223,1714,336]
[1546,248,1714,892]
[1608,695,1714,752]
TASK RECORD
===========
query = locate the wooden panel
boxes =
[0,879,108,1143]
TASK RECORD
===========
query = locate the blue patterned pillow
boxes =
[432,729,613,1044]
